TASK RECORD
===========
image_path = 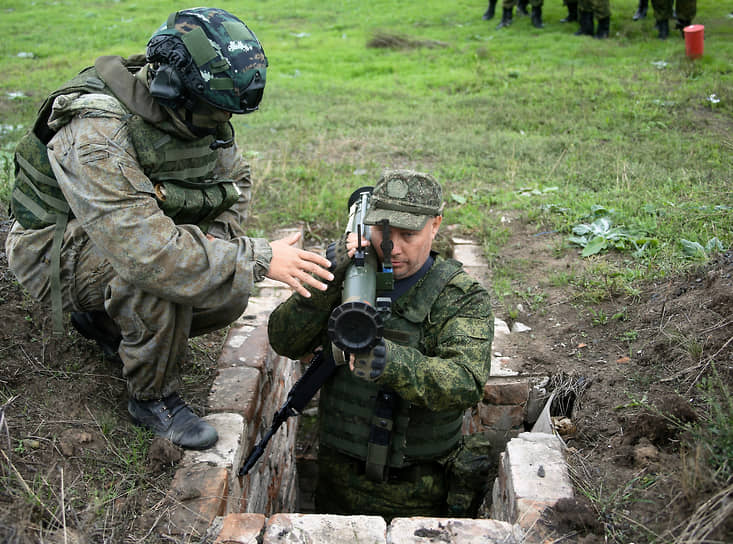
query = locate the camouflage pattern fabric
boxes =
[651,0,696,20]
[269,255,493,411]
[442,433,500,516]
[364,169,444,231]
[578,0,610,18]
[316,446,447,520]
[502,0,543,9]
[268,254,494,516]
[148,7,267,113]
[5,58,272,400]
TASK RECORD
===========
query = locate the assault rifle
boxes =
[238,187,394,476]
[238,350,333,476]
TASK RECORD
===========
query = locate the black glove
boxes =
[351,339,387,382]
[325,234,352,281]
[294,234,351,310]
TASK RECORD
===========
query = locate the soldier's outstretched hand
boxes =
[267,232,333,297]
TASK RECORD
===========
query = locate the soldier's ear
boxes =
[430,215,443,238]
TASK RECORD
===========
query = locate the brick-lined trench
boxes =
[155,229,574,543]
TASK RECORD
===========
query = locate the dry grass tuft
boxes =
[366,32,448,50]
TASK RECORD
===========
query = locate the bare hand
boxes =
[345,232,370,257]
[267,232,333,297]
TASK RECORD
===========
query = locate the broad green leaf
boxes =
[582,236,607,257]
[681,239,707,259]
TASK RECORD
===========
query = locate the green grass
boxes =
[1,0,730,278]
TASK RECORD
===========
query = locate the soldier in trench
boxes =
[268,170,496,518]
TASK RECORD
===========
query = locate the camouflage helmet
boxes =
[364,169,444,230]
[146,7,267,114]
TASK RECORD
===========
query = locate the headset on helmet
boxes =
[146,8,267,114]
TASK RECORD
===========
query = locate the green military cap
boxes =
[364,169,444,230]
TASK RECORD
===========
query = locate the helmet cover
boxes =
[147,7,267,113]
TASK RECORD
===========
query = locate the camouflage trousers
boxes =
[315,446,447,520]
[651,0,696,21]
[315,434,495,519]
[578,0,610,18]
[502,0,543,9]
[59,229,246,400]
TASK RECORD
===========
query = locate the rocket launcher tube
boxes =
[328,187,385,353]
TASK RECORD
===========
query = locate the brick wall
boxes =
[157,231,573,543]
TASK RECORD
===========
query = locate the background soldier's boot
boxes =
[531,6,544,28]
[517,0,529,16]
[657,19,669,39]
[497,8,513,29]
[574,11,594,36]
[560,2,578,23]
[632,0,648,21]
[675,18,691,37]
[594,16,610,39]
[482,0,497,20]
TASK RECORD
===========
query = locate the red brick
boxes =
[478,403,525,430]
[165,465,229,537]
[483,379,530,406]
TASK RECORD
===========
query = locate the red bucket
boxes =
[683,24,704,59]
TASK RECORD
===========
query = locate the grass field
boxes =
[2,1,731,274]
[0,2,731,542]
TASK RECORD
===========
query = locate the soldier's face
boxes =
[187,100,233,128]
[370,216,442,279]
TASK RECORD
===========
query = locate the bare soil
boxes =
[0,213,731,544]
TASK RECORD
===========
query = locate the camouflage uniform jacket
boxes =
[268,254,494,464]
[6,56,271,311]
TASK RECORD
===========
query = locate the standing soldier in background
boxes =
[560,1,579,23]
[482,0,498,20]
[5,8,333,450]
[652,0,697,39]
[575,0,611,38]
[496,0,545,29]
[632,0,649,20]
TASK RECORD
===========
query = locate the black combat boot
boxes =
[594,17,610,39]
[657,19,669,40]
[497,8,513,29]
[574,10,594,36]
[128,393,218,450]
[561,2,578,23]
[517,0,529,16]
[482,0,497,20]
[531,5,544,28]
[632,0,648,21]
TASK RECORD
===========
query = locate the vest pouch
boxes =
[10,131,69,230]
[442,432,498,517]
[154,180,239,229]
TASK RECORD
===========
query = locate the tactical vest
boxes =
[319,257,467,479]
[9,56,239,332]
